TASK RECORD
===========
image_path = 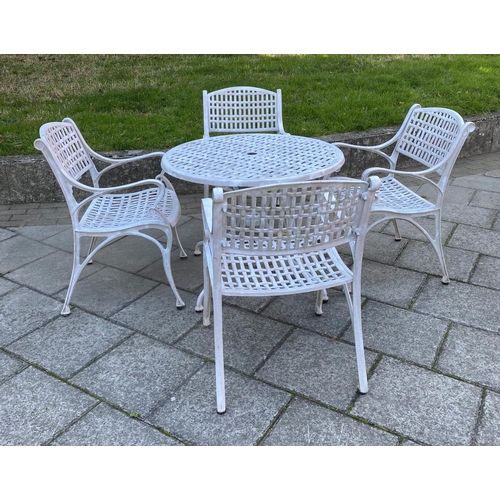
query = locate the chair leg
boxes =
[87,236,97,264]
[159,232,185,309]
[62,234,87,316]
[213,291,226,414]
[172,225,188,259]
[432,213,450,284]
[343,283,368,394]
[392,219,402,241]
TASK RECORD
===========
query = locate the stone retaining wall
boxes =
[1,111,499,204]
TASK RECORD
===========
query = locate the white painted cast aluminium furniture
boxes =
[202,177,381,413]
[161,133,344,193]
[34,118,187,315]
[334,104,476,284]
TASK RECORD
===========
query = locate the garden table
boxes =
[161,133,344,194]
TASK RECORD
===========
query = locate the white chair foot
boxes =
[441,276,450,284]
[60,305,71,316]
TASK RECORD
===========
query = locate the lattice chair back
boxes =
[217,180,372,258]
[203,86,286,138]
[34,119,99,220]
[392,104,473,189]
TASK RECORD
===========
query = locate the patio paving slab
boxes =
[0,227,15,242]
[436,324,500,390]
[0,286,62,346]
[261,397,399,446]
[343,301,449,367]
[261,291,352,337]
[470,189,500,210]
[0,234,57,273]
[448,225,500,257]
[70,333,204,416]
[56,266,159,317]
[148,364,291,446]
[51,402,182,446]
[470,255,500,290]
[8,308,132,379]
[0,276,19,297]
[441,201,498,229]
[394,240,478,282]
[7,249,104,295]
[11,224,70,241]
[476,391,500,446]
[256,329,378,411]
[177,304,291,375]
[0,367,97,446]
[0,350,28,384]
[351,357,482,445]
[360,260,426,308]
[111,287,202,344]
[413,278,500,333]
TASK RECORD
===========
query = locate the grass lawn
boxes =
[1,54,500,156]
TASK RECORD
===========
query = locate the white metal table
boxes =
[161,133,345,195]
[161,133,345,312]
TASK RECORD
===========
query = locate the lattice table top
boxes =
[161,134,344,187]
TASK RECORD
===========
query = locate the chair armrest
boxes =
[93,151,164,184]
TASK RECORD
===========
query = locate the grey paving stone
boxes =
[149,363,290,446]
[0,234,57,273]
[11,224,70,241]
[351,357,482,445]
[0,367,96,445]
[8,249,104,295]
[453,174,500,193]
[138,253,204,292]
[261,291,352,337]
[262,397,398,446]
[0,351,27,384]
[0,227,15,242]
[361,231,407,265]
[436,324,500,390]
[91,235,171,273]
[177,305,291,375]
[441,202,498,229]
[448,225,500,257]
[42,228,99,256]
[112,286,201,343]
[343,301,449,367]
[8,309,132,379]
[0,277,19,297]
[470,190,500,210]
[361,260,426,308]
[395,240,477,282]
[52,402,182,446]
[381,218,455,244]
[57,267,158,317]
[476,391,500,446]
[0,287,62,346]
[256,329,378,411]
[413,278,500,333]
[70,334,203,416]
[470,255,500,290]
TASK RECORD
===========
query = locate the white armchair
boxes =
[34,118,186,315]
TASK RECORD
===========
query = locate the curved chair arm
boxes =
[93,151,164,185]
[333,141,396,170]
[71,178,168,219]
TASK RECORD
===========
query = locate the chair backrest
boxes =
[212,178,380,257]
[203,86,286,138]
[34,119,98,216]
[394,104,476,186]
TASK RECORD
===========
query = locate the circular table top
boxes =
[161,134,344,187]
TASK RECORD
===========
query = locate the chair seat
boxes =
[79,187,180,231]
[372,176,436,213]
[219,247,352,296]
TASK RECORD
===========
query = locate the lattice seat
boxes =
[334,104,476,283]
[34,118,187,315]
[201,178,381,414]
[80,187,180,231]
